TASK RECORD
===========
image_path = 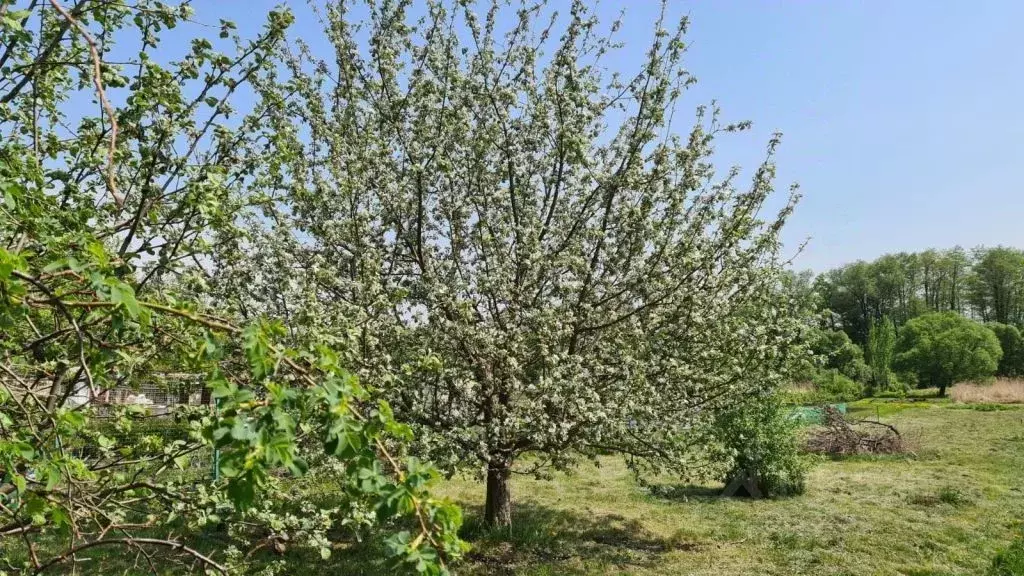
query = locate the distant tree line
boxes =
[815,246,1024,346]
[786,246,1024,400]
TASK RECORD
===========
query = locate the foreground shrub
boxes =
[0,2,463,573]
[715,393,807,497]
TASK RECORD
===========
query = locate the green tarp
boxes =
[790,403,847,424]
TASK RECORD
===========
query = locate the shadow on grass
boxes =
[288,501,697,575]
[27,497,691,575]
[643,482,724,501]
[457,502,694,575]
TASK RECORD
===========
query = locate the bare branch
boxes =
[48,0,122,207]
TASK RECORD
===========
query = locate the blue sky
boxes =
[197,1,1024,272]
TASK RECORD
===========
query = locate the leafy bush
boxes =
[812,370,865,402]
[808,329,870,382]
[715,393,807,497]
[0,3,464,573]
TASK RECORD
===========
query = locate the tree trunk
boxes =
[938,383,947,397]
[484,461,512,528]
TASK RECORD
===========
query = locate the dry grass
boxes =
[951,378,1024,404]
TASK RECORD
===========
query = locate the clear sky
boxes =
[196,0,1024,272]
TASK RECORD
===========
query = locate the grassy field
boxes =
[13,396,1023,574]
[429,400,1024,575]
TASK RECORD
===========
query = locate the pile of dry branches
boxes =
[805,407,906,455]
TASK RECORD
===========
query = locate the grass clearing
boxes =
[429,406,1024,575]
[16,405,1022,575]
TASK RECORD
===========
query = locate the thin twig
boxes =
[48,0,122,207]
[11,271,96,396]
[33,537,227,574]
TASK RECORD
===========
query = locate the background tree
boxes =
[814,246,1013,345]
[866,316,896,393]
[815,261,877,344]
[227,0,807,527]
[987,322,1024,378]
[968,247,1024,325]
[807,328,868,383]
[944,247,970,313]
[893,312,1002,397]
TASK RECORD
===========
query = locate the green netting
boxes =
[790,403,847,424]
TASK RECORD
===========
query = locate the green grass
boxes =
[947,402,1023,412]
[14,405,1024,575]
[427,406,1024,575]
[988,532,1024,576]
[872,387,944,400]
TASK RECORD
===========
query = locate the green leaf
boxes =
[384,531,411,557]
[0,248,21,280]
[108,279,141,319]
[44,464,62,491]
[41,259,67,274]
[325,419,364,458]
[96,435,114,450]
[286,456,308,476]
[230,418,253,441]
[14,441,34,460]
[1,10,30,30]
[218,458,239,478]
[25,498,47,525]
[59,409,86,430]
[226,473,257,510]
[241,323,273,381]
[50,506,71,529]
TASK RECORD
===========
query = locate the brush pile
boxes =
[805,406,906,455]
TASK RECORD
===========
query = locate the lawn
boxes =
[430,402,1024,575]
[15,401,1024,575]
